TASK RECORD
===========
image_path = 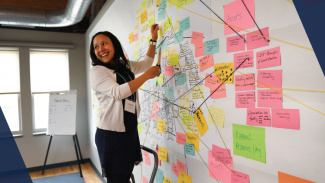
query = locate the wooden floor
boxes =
[29,163,103,183]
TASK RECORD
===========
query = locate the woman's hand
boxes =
[144,66,161,79]
[151,24,159,41]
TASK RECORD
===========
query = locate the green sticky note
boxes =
[187,0,195,5]
[157,74,164,85]
[169,54,179,66]
[142,0,147,10]
[233,124,266,163]
[204,38,219,55]
[182,113,193,125]
[164,17,172,32]
[165,87,174,98]
[180,17,190,32]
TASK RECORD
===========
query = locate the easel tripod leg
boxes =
[42,135,53,175]
[75,134,84,164]
[73,135,83,177]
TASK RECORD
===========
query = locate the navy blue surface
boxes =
[32,172,85,183]
[293,0,325,76]
[0,107,32,183]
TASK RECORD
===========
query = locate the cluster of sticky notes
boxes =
[172,160,187,177]
[204,73,227,99]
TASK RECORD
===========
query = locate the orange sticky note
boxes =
[141,10,148,24]
[278,172,314,183]
[157,119,166,133]
[194,107,209,137]
[186,133,199,151]
[158,146,168,162]
[129,32,134,43]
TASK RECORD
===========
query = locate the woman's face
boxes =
[93,34,115,64]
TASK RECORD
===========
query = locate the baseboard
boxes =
[89,160,107,183]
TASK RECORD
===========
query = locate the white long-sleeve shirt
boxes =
[90,56,154,132]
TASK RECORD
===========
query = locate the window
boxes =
[30,50,70,133]
[0,49,22,134]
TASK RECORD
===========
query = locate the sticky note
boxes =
[179,106,189,115]
[211,144,233,168]
[165,87,175,98]
[172,16,180,33]
[214,62,234,83]
[150,77,157,86]
[138,123,143,134]
[256,46,281,69]
[278,171,314,183]
[232,170,250,183]
[191,31,204,45]
[163,176,172,183]
[147,0,153,8]
[247,27,270,50]
[208,105,225,128]
[176,132,186,145]
[199,54,214,72]
[135,41,140,49]
[227,34,246,52]
[164,66,174,76]
[233,124,266,163]
[133,33,138,42]
[157,119,166,133]
[179,17,190,32]
[176,73,186,85]
[174,31,184,44]
[149,17,155,28]
[271,109,300,130]
[192,86,204,99]
[208,151,231,182]
[157,74,164,85]
[186,133,199,151]
[204,73,220,90]
[223,0,255,35]
[164,17,172,32]
[194,107,209,136]
[158,146,168,162]
[176,0,186,10]
[235,91,255,108]
[257,70,282,89]
[187,0,195,5]
[141,10,148,24]
[134,50,139,59]
[195,43,204,57]
[235,73,255,91]
[204,38,219,55]
[134,23,139,33]
[156,168,164,183]
[186,120,199,135]
[169,54,179,66]
[129,32,134,43]
[177,160,187,175]
[161,40,168,51]
[182,113,193,125]
[141,22,148,33]
[178,171,192,183]
[210,84,226,99]
[233,50,254,69]
[158,6,165,21]
[136,6,142,17]
[257,89,283,108]
[143,176,148,183]
[247,108,271,127]
[148,8,155,19]
[142,0,147,10]
[145,154,151,165]
[180,92,190,105]
[184,142,195,156]
[172,162,179,177]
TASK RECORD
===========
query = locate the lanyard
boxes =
[116,72,136,102]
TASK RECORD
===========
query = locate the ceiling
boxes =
[0,0,107,33]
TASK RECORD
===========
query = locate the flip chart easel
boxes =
[42,90,84,177]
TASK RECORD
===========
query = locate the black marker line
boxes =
[241,0,270,42]
[199,0,246,43]
[194,57,249,113]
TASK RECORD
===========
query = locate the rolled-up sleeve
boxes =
[90,66,132,99]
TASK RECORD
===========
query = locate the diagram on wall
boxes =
[97,0,325,182]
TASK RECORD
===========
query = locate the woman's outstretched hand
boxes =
[151,24,159,41]
[145,66,161,79]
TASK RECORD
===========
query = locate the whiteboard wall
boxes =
[87,0,325,182]
[47,90,77,135]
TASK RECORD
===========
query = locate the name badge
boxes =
[125,99,136,114]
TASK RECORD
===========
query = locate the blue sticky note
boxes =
[165,87,174,98]
[174,31,184,44]
[150,77,157,86]
[204,38,219,55]
[158,8,165,21]
[184,142,195,156]
[156,168,164,183]
[161,39,168,51]
[180,17,190,32]
[176,73,186,85]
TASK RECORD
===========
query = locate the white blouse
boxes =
[90,56,154,132]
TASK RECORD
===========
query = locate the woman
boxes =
[89,24,161,183]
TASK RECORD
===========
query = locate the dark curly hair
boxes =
[90,31,130,72]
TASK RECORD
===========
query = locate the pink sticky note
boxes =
[176,132,186,145]
[208,151,232,183]
[143,176,148,183]
[257,89,283,108]
[172,162,180,177]
[211,145,233,169]
[211,84,227,99]
[256,47,281,69]
[247,27,270,50]
[191,31,204,45]
[272,109,300,130]
[227,34,246,53]
[235,91,255,108]
[164,66,174,76]
[247,108,271,126]
[177,160,187,175]
[257,70,282,89]
[199,54,214,72]
[133,33,138,42]
[145,155,151,165]
[235,73,255,91]
[151,111,158,120]
[153,102,160,112]
[195,42,205,57]
[231,170,250,183]
[233,50,254,69]
[143,151,149,157]
[204,73,220,89]
[224,0,255,35]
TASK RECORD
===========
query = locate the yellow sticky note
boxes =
[156,0,162,7]
[164,17,172,32]
[148,8,155,19]
[134,23,139,32]
[180,92,190,105]
[134,50,139,59]
[186,120,199,135]
[186,133,199,151]
[176,0,186,10]
[182,113,193,126]
[138,123,143,134]
[172,17,180,33]
[179,106,189,115]
[168,0,177,7]
[162,50,169,58]
[140,34,146,43]
[158,26,163,39]
[169,54,179,66]
[169,47,176,55]
[178,171,192,183]
[135,41,140,49]
[141,10,148,24]
[157,74,164,85]
[194,107,209,137]
[192,86,204,99]
[147,0,153,8]
[140,83,145,90]
[136,15,141,24]
[141,22,148,33]
[214,62,234,83]
[157,119,166,133]
[164,176,172,183]
[149,17,155,28]
[158,146,168,162]
[208,105,225,128]
[142,0,147,10]
[136,6,142,17]
[129,32,134,43]
[187,0,195,5]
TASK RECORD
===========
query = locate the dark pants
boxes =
[107,173,132,183]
